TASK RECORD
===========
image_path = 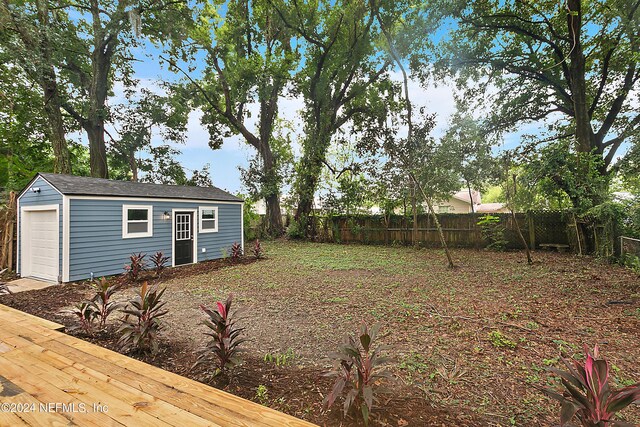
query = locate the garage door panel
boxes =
[24,209,59,281]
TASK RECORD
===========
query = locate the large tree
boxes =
[167,0,297,236]
[272,0,395,229]
[2,0,191,178]
[1,0,71,174]
[423,0,640,209]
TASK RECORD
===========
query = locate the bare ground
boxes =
[2,241,639,426]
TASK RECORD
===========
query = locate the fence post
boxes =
[527,212,536,250]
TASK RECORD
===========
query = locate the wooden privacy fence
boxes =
[313,211,573,250]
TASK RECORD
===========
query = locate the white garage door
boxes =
[23,209,59,281]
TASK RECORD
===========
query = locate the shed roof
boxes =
[31,173,242,202]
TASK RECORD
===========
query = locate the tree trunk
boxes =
[511,208,533,265]
[258,94,284,237]
[413,175,455,268]
[128,148,138,181]
[294,131,332,225]
[86,122,109,178]
[35,0,70,174]
[467,180,475,213]
[567,0,594,155]
[412,181,418,246]
[41,76,71,174]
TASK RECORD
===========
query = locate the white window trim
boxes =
[122,205,153,239]
[199,206,218,233]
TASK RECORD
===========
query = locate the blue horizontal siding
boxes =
[68,199,242,281]
[17,177,63,278]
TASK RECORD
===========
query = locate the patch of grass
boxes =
[264,348,298,367]
[323,296,348,304]
[488,331,517,349]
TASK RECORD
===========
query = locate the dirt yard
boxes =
[2,241,639,426]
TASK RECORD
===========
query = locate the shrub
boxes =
[620,253,640,275]
[124,252,147,282]
[91,277,123,329]
[68,302,98,335]
[286,219,305,239]
[252,240,263,259]
[197,294,246,372]
[542,344,640,426]
[150,251,170,278]
[230,242,243,260]
[324,322,392,426]
[118,282,168,354]
[477,214,508,251]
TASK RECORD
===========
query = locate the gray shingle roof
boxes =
[38,173,243,202]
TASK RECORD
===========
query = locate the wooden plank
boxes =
[3,349,174,427]
[49,335,317,427]
[0,356,113,427]
[15,344,216,427]
[0,304,65,331]
[0,305,317,427]
[0,388,72,426]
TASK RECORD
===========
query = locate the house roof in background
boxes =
[476,203,507,213]
[26,173,243,202]
[452,189,481,205]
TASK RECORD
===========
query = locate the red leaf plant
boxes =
[542,344,640,427]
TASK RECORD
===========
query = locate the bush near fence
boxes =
[305,211,573,250]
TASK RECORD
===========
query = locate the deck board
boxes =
[0,304,318,427]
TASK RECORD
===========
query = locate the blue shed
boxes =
[17,173,244,283]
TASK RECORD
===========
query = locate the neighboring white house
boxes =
[433,190,509,214]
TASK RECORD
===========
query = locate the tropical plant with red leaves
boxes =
[124,252,147,282]
[197,294,246,372]
[252,239,263,259]
[118,282,168,354]
[542,344,640,426]
[324,322,392,426]
[150,251,170,278]
[230,242,243,261]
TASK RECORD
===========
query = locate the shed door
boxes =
[174,212,194,266]
[22,209,59,281]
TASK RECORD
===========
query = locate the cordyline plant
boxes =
[324,322,392,426]
[90,277,123,328]
[118,282,168,354]
[542,344,640,427]
[230,242,243,261]
[68,302,98,335]
[123,252,147,282]
[150,251,170,278]
[252,239,263,259]
[196,294,246,372]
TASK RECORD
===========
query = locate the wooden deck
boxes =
[0,304,318,426]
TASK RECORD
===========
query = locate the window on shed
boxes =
[123,205,153,238]
[199,207,218,233]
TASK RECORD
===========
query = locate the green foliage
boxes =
[264,348,297,367]
[324,322,392,426]
[488,331,517,349]
[423,0,638,211]
[620,254,640,275]
[542,345,640,427]
[477,214,508,251]
[286,219,306,240]
[197,295,246,371]
[255,384,269,404]
[241,198,260,241]
[118,282,169,354]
